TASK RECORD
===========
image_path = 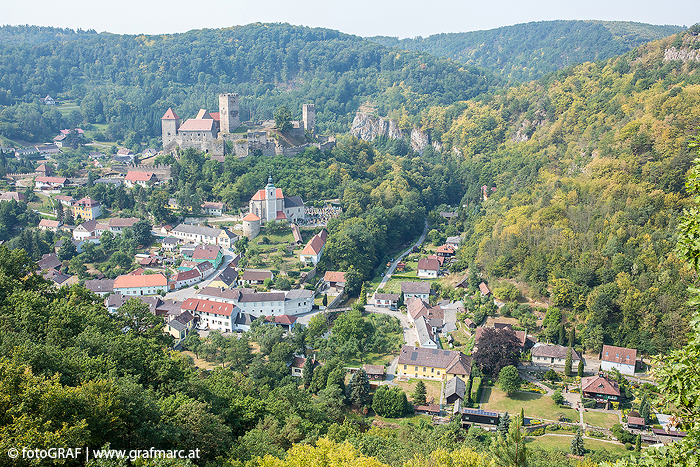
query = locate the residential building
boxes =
[113,273,167,296]
[84,279,114,297]
[124,171,158,188]
[373,292,399,309]
[39,219,61,232]
[415,316,439,348]
[396,345,472,382]
[283,288,315,315]
[581,374,621,403]
[108,217,140,233]
[209,265,238,288]
[73,197,101,220]
[401,282,431,301]
[202,201,225,216]
[197,286,313,317]
[35,176,68,191]
[171,223,233,247]
[478,282,492,296]
[0,191,25,202]
[165,311,196,344]
[182,298,239,333]
[436,244,456,258]
[417,257,440,278]
[322,271,345,291]
[600,345,637,375]
[460,408,499,427]
[171,269,202,290]
[363,364,385,380]
[240,269,274,285]
[161,237,179,251]
[531,344,581,367]
[191,244,223,269]
[38,253,62,271]
[445,376,467,404]
[73,220,100,241]
[299,229,327,265]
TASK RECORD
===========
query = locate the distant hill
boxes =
[369,20,685,82]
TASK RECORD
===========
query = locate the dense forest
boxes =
[370,20,685,82]
[0,23,497,143]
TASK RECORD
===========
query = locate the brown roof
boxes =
[182,298,236,317]
[374,293,399,301]
[446,353,472,376]
[113,273,167,289]
[531,344,581,361]
[362,364,385,375]
[290,223,302,243]
[436,245,455,254]
[407,298,430,320]
[291,356,307,368]
[192,245,221,261]
[173,269,201,282]
[323,271,346,283]
[109,217,140,228]
[478,282,491,295]
[39,219,60,228]
[76,197,100,207]
[401,282,431,294]
[84,279,114,294]
[238,291,285,303]
[397,345,462,369]
[36,176,67,184]
[601,345,637,365]
[418,257,440,271]
[162,108,179,120]
[266,315,297,325]
[301,233,325,256]
[178,118,214,132]
[198,286,248,301]
[627,416,646,426]
[125,171,156,182]
[581,375,621,397]
[241,269,273,282]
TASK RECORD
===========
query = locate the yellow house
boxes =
[396,345,472,382]
[73,197,101,220]
[208,265,238,289]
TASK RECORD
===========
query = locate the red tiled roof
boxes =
[178,118,214,132]
[251,188,284,201]
[581,374,621,397]
[266,315,297,325]
[479,282,491,295]
[125,171,156,182]
[76,197,100,207]
[113,273,167,289]
[436,245,455,254]
[209,112,220,121]
[275,210,287,220]
[418,257,440,271]
[162,108,179,120]
[182,298,235,317]
[301,233,325,256]
[323,271,346,283]
[242,213,260,221]
[173,269,201,282]
[195,109,212,120]
[601,345,637,365]
[192,245,221,261]
[36,176,67,184]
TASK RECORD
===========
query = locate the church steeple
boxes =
[267,173,274,188]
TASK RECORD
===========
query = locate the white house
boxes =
[531,344,581,367]
[182,298,239,333]
[373,293,399,309]
[171,268,202,289]
[417,257,440,278]
[299,229,327,265]
[600,345,637,375]
[113,273,167,296]
[401,282,431,301]
[415,316,439,349]
[196,286,314,317]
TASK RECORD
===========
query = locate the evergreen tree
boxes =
[635,434,641,452]
[412,380,427,406]
[359,281,367,305]
[398,291,405,308]
[348,369,370,407]
[639,394,651,424]
[520,407,525,425]
[568,326,576,347]
[564,347,573,377]
[497,412,510,435]
[571,427,585,456]
[490,414,527,467]
[577,359,584,377]
[322,293,328,307]
[558,324,565,345]
[302,357,315,389]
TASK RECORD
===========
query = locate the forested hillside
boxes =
[0,23,497,143]
[369,20,685,82]
[415,26,700,356]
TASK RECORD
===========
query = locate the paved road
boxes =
[374,219,429,294]
[163,247,236,302]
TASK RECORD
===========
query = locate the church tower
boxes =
[265,174,277,222]
[302,104,316,134]
[219,93,240,133]
[161,108,180,148]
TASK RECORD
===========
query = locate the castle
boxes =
[162,94,334,157]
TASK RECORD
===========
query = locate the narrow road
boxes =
[374,219,429,294]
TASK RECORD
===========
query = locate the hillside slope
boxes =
[369,20,685,82]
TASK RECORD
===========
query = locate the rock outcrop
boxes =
[351,111,432,153]
[664,47,700,63]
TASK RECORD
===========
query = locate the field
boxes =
[525,434,629,455]
[481,387,568,422]
[584,410,620,429]
[393,378,443,405]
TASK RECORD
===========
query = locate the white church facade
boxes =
[248,176,305,223]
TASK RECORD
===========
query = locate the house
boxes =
[35,176,68,191]
[265,314,298,331]
[397,345,472,382]
[414,404,441,416]
[531,344,581,367]
[113,273,167,296]
[240,269,274,285]
[464,318,476,329]
[201,201,225,216]
[363,364,385,380]
[401,282,431,301]
[171,268,202,289]
[627,416,646,430]
[209,265,238,289]
[165,311,196,344]
[444,376,467,404]
[439,211,458,220]
[600,345,637,375]
[35,163,51,176]
[446,236,461,249]
[478,282,491,296]
[56,195,75,207]
[171,224,231,247]
[217,228,238,249]
[42,95,55,105]
[460,408,499,427]
[73,220,100,241]
[191,244,223,269]
[283,288,315,316]
[43,268,76,287]
[108,217,140,233]
[581,374,621,403]
[322,271,346,291]
[37,144,60,155]
[0,191,26,202]
[300,229,328,265]
[415,316,439,349]
[39,219,61,232]
[417,257,440,278]
[182,298,239,333]
[161,237,179,251]
[237,291,287,316]
[83,279,114,297]
[195,261,215,279]
[290,356,320,378]
[37,253,62,271]
[436,245,456,258]
[73,197,102,220]
[373,293,399,309]
[234,312,256,332]
[124,171,158,188]
[197,286,313,317]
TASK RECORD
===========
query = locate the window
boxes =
[423,367,426,372]
[403,365,406,370]
[414,366,418,372]
[431,368,434,373]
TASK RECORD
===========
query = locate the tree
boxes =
[490,413,527,467]
[57,240,77,261]
[412,380,427,406]
[322,293,328,307]
[343,266,362,296]
[473,328,521,377]
[274,275,291,290]
[568,326,576,347]
[302,357,315,389]
[564,347,573,377]
[498,365,521,396]
[372,385,408,418]
[359,281,367,304]
[132,219,152,247]
[398,291,405,308]
[577,359,584,377]
[115,298,164,339]
[639,394,651,424]
[348,369,370,407]
[571,427,585,456]
[274,106,293,132]
[552,390,564,405]
[635,433,641,452]
[497,412,510,435]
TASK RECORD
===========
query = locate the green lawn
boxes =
[395,378,443,404]
[525,434,628,455]
[481,387,564,421]
[584,410,620,429]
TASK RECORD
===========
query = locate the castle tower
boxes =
[219,93,240,133]
[265,175,277,222]
[302,104,316,134]
[161,108,180,148]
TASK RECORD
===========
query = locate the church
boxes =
[249,176,305,223]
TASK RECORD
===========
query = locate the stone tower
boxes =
[302,104,316,133]
[161,108,180,148]
[219,93,240,133]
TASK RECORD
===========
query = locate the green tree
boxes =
[412,380,427,406]
[57,240,78,261]
[552,390,564,405]
[274,106,293,132]
[372,385,408,418]
[302,357,315,389]
[398,291,405,308]
[348,369,370,407]
[497,412,510,435]
[359,281,368,304]
[490,413,527,467]
[564,347,572,377]
[577,359,584,377]
[635,433,641,452]
[322,293,328,307]
[115,298,164,339]
[498,365,521,396]
[570,427,585,456]
[274,275,291,290]
[132,219,152,247]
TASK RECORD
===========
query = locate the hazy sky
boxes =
[2,0,698,38]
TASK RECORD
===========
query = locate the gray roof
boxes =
[235,312,256,325]
[198,287,254,302]
[162,236,179,244]
[401,281,431,294]
[94,178,123,186]
[398,345,460,368]
[375,293,399,301]
[168,319,186,332]
[531,344,581,361]
[242,269,273,281]
[214,266,238,286]
[84,279,114,294]
[38,253,62,271]
[445,376,466,399]
[172,223,222,237]
[285,288,314,300]
[415,317,436,345]
[174,310,195,325]
[284,195,304,208]
[238,291,285,303]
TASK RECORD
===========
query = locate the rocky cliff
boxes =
[350,112,431,153]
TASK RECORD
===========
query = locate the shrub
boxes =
[625,442,633,450]
[582,398,597,409]
[552,390,564,405]
[530,428,545,436]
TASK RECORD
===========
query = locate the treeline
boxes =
[0,23,498,142]
[370,20,685,82]
[427,29,700,355]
